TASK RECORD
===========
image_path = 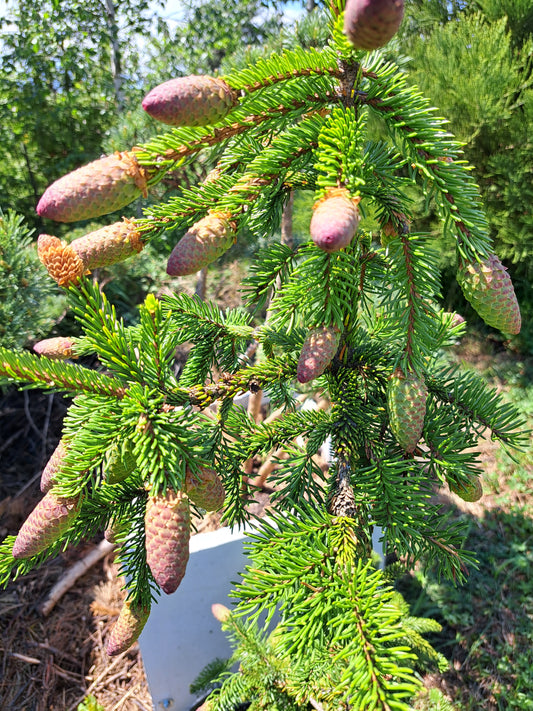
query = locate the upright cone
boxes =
[40,439,68,493]
[457,254,521,335]
[145,489,190,594]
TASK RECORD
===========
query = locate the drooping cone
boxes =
[457,254,521,335]
[185,466,225,511]
[105,442,137,485]
[106,598,151,656]
[37,219,144,286]
[344,0,405,50]
[310,189,360,253]
[40,439,68,493]
[12,492,81,558]
[297,326,341,384]
[142,75,238,127]
[33,337,77,360]
[145,489,191,594]
[449,476,483,503]
[387,368,427,453]
[36,151,149,223]
[166,211,235,276]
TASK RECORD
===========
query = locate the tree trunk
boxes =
[103,0,125,111]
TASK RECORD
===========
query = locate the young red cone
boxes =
[40,439,68,493]
[36,151,149,223]
[387,368,427,453]
[166,211,235,276]
[344,0,405,50]
[11,492,81,558]
[33,337,77,360]
[142,75,238,127]
[310,189,360,253]
[185,466,225,511]
[457,254,521,336]
[297,326,341,384]
[106,598,151,656]
[145,489,191,594]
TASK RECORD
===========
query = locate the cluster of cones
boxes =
[11,435,225,655]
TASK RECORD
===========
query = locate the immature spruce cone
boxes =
[12,492,81,558]
[36,152,148,222]
[145,489,190,594]
[297,326,341,384]
[457,254,521,335]
[449,476,483,503]
[105,442,137,485]
[142,75,238,127]
[37,234,85,286]
[33,337,77,360]
[344,0,404,50]
[310,189,360,253]
[166,211,235,276]
[106,598,151,656]
[387,368,427,453]
[185,467,225,511]
[37,220,144,286]
[40,440,68,493]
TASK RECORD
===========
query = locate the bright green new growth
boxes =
[0,3,527,708]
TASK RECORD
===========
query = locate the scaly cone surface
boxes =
[449,476,483,503]
[457,254,521,335]
[166,211,235,276]
[387,368,427,453]
[344,0,405,50]
[40,439,68,493]
[145,489,191,594]
[310,188,360,253]
[106,599,151,656]
[297,326,341,384]
[36,152,149,223]
[11,492,81,558]
[142,75,238,127]
[33,337,77,360]
[185,467,225,511]
[105,442,137,485]
[37,220,144,286]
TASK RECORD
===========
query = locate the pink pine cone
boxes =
[106,599,150,656]
[40,439,68,493]
[310,190,360,253]
[185,467,225,511]
[12,492,81,558]
[167,211,235,276]
[344,0,405,50]
[36,152,148,223]
[145,489,190,594]
[33,337,77,360]
[297,326,341,384]
[142,75,238,127]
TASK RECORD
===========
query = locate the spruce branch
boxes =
[0,346,126,398]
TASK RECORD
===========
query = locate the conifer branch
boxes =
[0,347,126,398]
